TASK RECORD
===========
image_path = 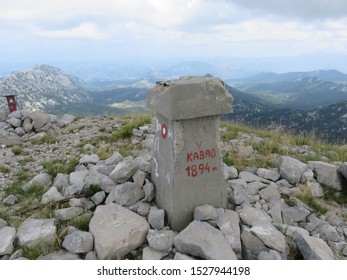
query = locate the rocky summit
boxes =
[1,112,347,260]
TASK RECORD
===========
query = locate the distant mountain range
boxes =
[0,64,346,142]
[227,70,347,110]
[225,84,347,142]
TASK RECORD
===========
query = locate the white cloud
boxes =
[34,23,106,40]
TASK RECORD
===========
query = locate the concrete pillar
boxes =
[147,76,233,231]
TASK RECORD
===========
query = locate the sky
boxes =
[1,0,347,72]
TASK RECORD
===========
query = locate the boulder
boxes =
[0,227,16,256]
[41,187,64,204]
[279,156,307,184]
[54,207,84,221]
[217,209,242,259]
[142,246,168,260]
[238,206,272,227]
[228,179,249,205]
[84,170,115,193]
[21,173,52,192]
[223,164,238,180]
[66,170,89,196]
[241,227,266,260]
[282,207,311,222]
[194,204,218,223]
[62,230,94,254]
[142,180,155,202]
[79,154,100,165]
[256,168,280,182]
[250,224,286,253]
[295,234,334,260]
[308,161,345,191]
[30,111,51,131]
[109,159,138,183]
[57,114,75,127]
[173,220,237,260]
[17,218,56,249]
[6,117,21,128]
[89,203,149,259]
[147,229,177,252]
[258,250,282,260]
[37,249,82,260]
[148,206,165,229]
[104,152,123,166]
[113,182,144,206]
[258,182,281,201]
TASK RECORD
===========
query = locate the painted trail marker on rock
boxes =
[147,76,233,231]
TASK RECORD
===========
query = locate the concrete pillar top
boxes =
[147,76,233,120]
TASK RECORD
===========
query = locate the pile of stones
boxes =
[1,117,347,260]
[0,109,75,146]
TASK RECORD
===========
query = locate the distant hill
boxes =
[227,70,347,110]
[224,84,347,143]
[0,65,92,112]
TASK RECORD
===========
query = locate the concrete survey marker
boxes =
[147,76,233,231]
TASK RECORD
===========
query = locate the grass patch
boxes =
[295,187,328,216]
[0,165,10,173]
[31,134,57,145]
[68,213,93,231]
[12,145,24,155]
[97,145,114,160]
[323,186,347,205]
[99,127,106,133]
[42,158,79,178]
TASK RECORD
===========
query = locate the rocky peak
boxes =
[0,65,91,112]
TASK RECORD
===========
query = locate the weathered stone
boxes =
[29,131,47,141]
[79,154,100,165]
[217,210,242,259]
[37,249,82,260]
[90,191,106,205]
[315,223,343,242]
[109,159,138,183]
[148,206,165,229]
[113,182,144,206]
[17,218,56,248]
[90,164,115,177]
[258,250,282,260]
[147,229,177,252]
[282,207,311,222]
[257,168,280,182]
[8,110,21,119]
[54,207,84,221]
[6,117,21,128]
[244,181,266,195]
[142,246,168,260]
[84,170,115,193]
[301,169,315,183]
[133,169,147,187]
[268,206,283,224]
[308,161,345,191]
[239,171,269,183]
[41,187,64,204]
[238,206,272,227]
[105,152,123,166]
[174,252,195,260]
[259,182,281,201]
[62,230,94,254]
[89,203,150,260]
[3,195,18,205]
[9,249,23,260]
[30,111,52,131]
[279,156,307,184]
[14,127,25,136]
[306,181,324,197]
[142,179,155,202]
[21,173,52,192]
[66,170,89,196]
[241,226,266,260]
[173,220,237,260]
[0,227,16,256]
[228,179,249,205]
[250,223,286,253]
[194,204,218,223]
[135,157,151,173]
[223,164,238,180]
[57,114,75,127]
[20,109,33,119]
[326,212,344,227]
[295,234,334,260]
[52,173,69,192]
[85,251,98,260]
